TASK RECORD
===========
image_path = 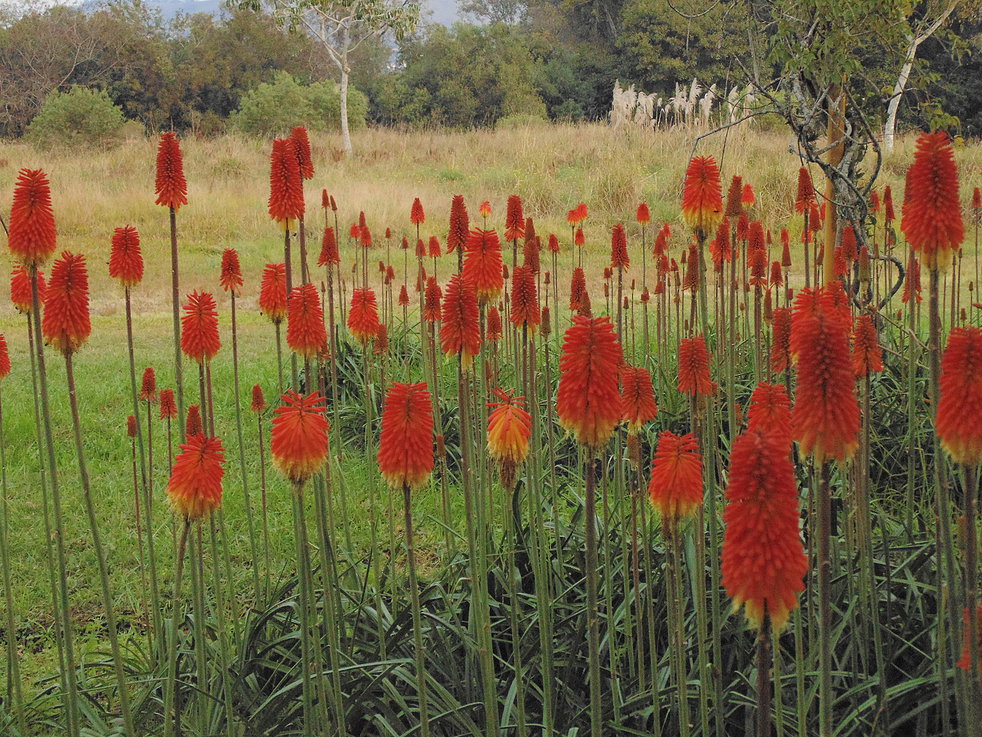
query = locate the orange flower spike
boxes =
[218,248,243,296]
[0,334,10,381]
[42,251,91,356]
[620,365,658,434]
[901,131,964,269]
[287,283,327,359]
[399,284,410,307]
[378,382,434,491]
[795,167,815,213]
[154,132,188,212]
[268,137,305,225]
[11,266,43,314]
[165,434,225,520]
[319,226,340,267]
[852,313,883,377]
[510,265,540,332]
[790,284,860,463]
[108,225,143,288]
[8,168,57,268]
[271,391,331,485]
[770,307,792,374]
[681,155,724,236]
[487,306,503,342]
[487,388,532,489]
[574,227,585,247]
[251,384,267,414]
[440,273,481,369]
[721,427,807,632]
[677,334,717,396]
[424,277,442,323]
[611,224,630,270]
[348,288,381,345]
[725,175,743,219]
[180,291,221,364]
[290,126,314,179]
[556,315,624,449]
[429,235,442,259]
[259,263,288,324]
[480,201,492,218]
[647,431,703,520]
[569,267,587,311]
[463,229,504,304]
[746,382,793,444]
[448,195,469,254]
[410,197,425,225]
[140,367,157,402]
[937,326,982,466]
[505,195,525,241]
[637,203,651,225]
[741,183,755,207]
[160,389,177,420]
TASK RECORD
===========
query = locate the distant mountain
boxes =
[143,0,461,25]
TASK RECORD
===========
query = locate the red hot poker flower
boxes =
[741,183,755,207]
[547,234,560,253]
[620,365,658,434]
[681,156,723,236]
[440,273,481,369]
[852,313,883,377]
[791,284,860,463]
[411,197,425,225]
[937,326,982,466]
[637,203,651,225]
[42,251,91,356]
[903,255,923,304]
[721,426,807,632]
[770,307,792,374]
[348,288,381,345]
[487,388,532,490]
[557,315,624,449]
[505,195,525,241]
[648,431,703,520]
[127,415,138,438]
[399,284,410,307]
[429,235,442,259]
[463,229,504,303]
[166,434,225,520]
[0,334,10,381]
[219,249,243,295]
[747,382,793,444]
[251,384,267,413]
[140,367,157,402]
[319,226,340,267]
[10,266,43,314]
[271,391,331,485]
[160,389,177,420]
[290,126,314,180]
[287,283,327,358]
[259,263,288,324]
[569,267,587,312]
[677,334,717,396]
[448,195,469,254]
[378,382,434,491]
[957,604,982,670]
[795,167,815,213]
[186,405,203,436]
[108,225,143,288]
[487,305,503,342]
[611,224,630,270]
[181,291,221,363]
[901,131,964,269]
[268,137,305,224]
[480,201,492,218]
[510,265,540,332]
[424,277,442,323]
[725,175,743,219]
[8,168,57,267]
[155,132,188,211]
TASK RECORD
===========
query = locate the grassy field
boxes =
[1,123,981,732]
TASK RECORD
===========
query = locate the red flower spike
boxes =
[251,384,267,414]
[770,307,792,374]
[957,604,982,670]
[374,324,389,355]
[747,382,793,444]
[160,389,177,420]
[350,223,361,240]
[127,415,138,438]
[361,225,373,248]
[411,197,425,225]
[440,273,481,369]
[399,284,410,307]
[510,265,540,332]
[487,389,532,489]
[611,224,630,270]
[725,175,743,219]
[428,235,442,259]
[185,405,203,437]
[841,225,858,261]
[463,229,504,304]
[903,256,922,304]
[11,266,43,314]
[522,237,540,275]
[378,382,434,491]
[271,391,330,485]
[480,201,492,218]
[621,366,658,434]
[140,367,157,402]
[8,168,57,267]
[215,249,242,297]
[721,427,807,632]
[870,189,881,213]
[415,238,426,259]
[290,126,314,180]
[322,189,329,209]
[574,227,585,247]
[547,234,560,253]
[637,203,651,225]
[268,137,305,224]
[741,183,755,207]
[505,195,525,241]
[852,313,883,377]
[423,277,442,323]
[770,261,783,289]
[286,284,327,358]
[973,187,981,212]
[154,133,188,212]
[448,195,469,254]
[108,225,143,288]
[791,284,860,463]
[181,291,221,364]
[795,167,814,214]
[0,334,10,381]
[781,240,792,269]
[166,434,225,520]
[569,267,587,312]
[259,264,288,324]
[318,227,340,267]
[348,288,380,345]
[556,315,624,449]
[937,326,982,466]
[682,156,723,235]
[330,195,337,211]
[487,306,503,342]
[683,244,700,291]
[901,131,964,269]
[677,334,717,396]
[576,203,588,222]
[647,431,703,520]
[42,251,91,356]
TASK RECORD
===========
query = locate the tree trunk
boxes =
[339,32,352,157]
[884,36,919,154]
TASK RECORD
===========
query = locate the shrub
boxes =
[26,87,127,147]
[231,72,368,135]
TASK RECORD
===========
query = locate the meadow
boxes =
[0,122,981,736]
